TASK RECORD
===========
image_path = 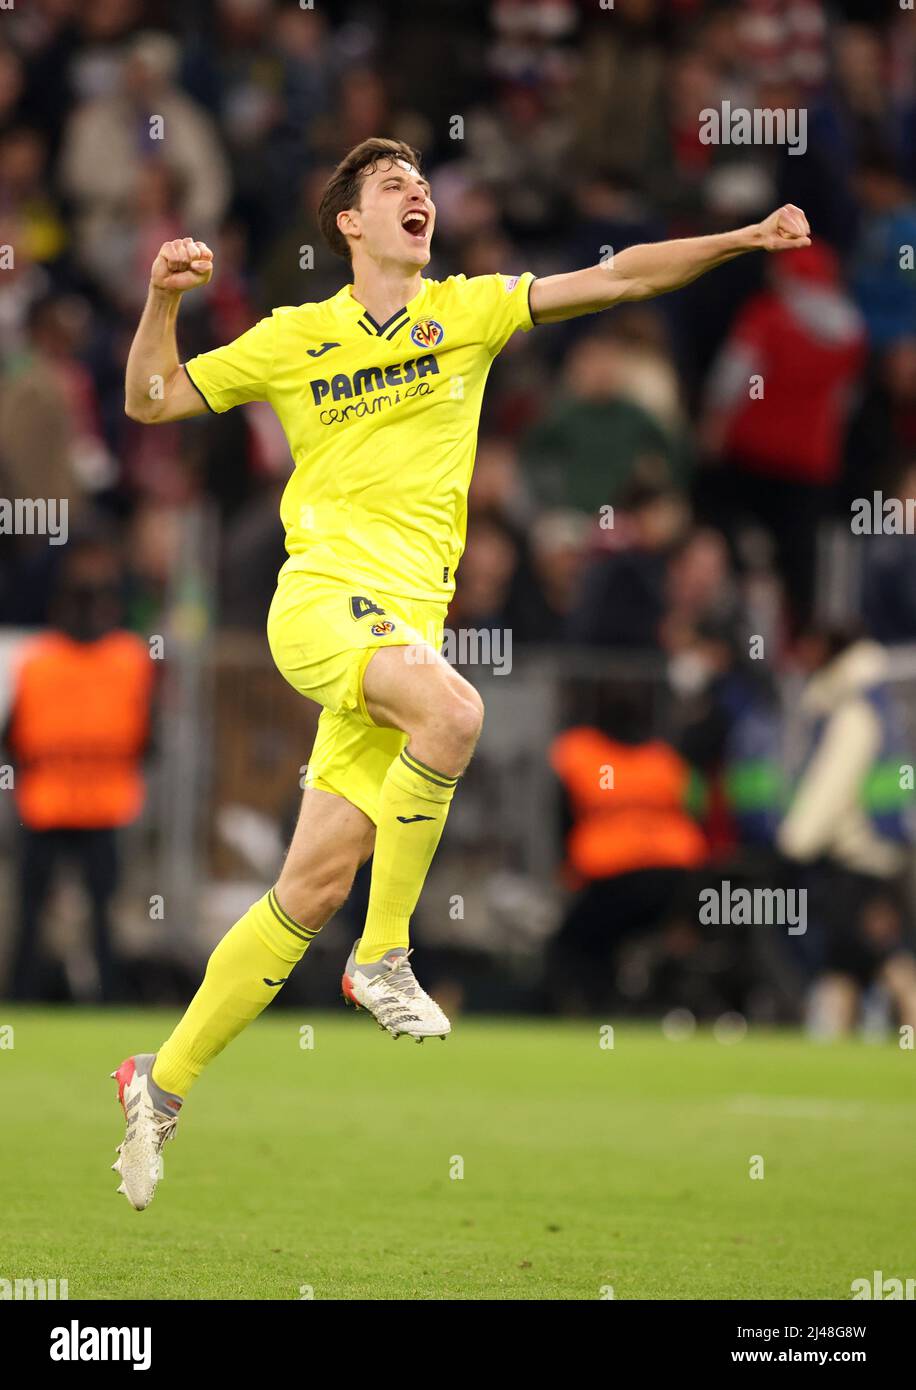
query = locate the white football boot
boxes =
[111,1054,182,1210]
[342,942,451,1041]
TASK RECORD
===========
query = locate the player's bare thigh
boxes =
[361,643,484,777]
[275,786,375,929]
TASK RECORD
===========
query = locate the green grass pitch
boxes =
[3,1008,914,1300]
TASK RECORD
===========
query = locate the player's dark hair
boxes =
[317,137,424,263]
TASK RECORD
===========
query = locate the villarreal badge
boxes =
[410,319,444,349]
[370,619,396,636]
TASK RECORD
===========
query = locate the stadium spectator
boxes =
[59,31,229,294]
[528,509,590,641]
[698,240,866,626]
[523,316,692,514]
[448,508,557,645]
[849,147,916,348]
[0,127,67,268]
[574,0,665,194]
[545,684,708,1014]
[777,629,916,1036]
[566,483,691,650]
[0,211,52,364]
[659,525,746,659]
[843,337,916,502]
[4,535,154,1001]
[861,462,916,645]
[0,294,113,625]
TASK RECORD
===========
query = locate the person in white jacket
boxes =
[778,632,916,1036]
[59,33,230,294]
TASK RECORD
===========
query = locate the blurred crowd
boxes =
[2,0,916,1024]
[0,0,915,648]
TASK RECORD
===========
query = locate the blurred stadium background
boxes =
[2,0,916,1041]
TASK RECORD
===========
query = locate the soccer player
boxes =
[114,137,809,1208]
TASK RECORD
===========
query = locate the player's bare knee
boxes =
[428,685,483,765]
[451,687,484,752]
[276,862,355,928]
[311,874,354,925]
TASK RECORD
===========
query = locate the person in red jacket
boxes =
[699,242,866,628]
[4,537,153,1001]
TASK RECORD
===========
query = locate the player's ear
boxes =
[337,208,360,246]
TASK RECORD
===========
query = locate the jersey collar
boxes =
[342,278,429,341]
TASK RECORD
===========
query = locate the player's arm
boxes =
[125,237,215,423]
[528,204,811,325]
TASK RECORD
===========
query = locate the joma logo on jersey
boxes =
[310,355,439,405]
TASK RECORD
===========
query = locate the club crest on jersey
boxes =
[410,318,444,349]
[370,620,396,637]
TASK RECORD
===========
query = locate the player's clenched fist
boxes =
[756,204,811,252]
[150,237,214,294]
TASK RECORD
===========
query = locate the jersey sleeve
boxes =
[183,312,279,413]
[466,272,536,355]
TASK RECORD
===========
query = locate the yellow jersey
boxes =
[184,272,535,601]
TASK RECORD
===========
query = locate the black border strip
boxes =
[364,307,409,336]
[267,891,316,943]
[182,363,216,413]
[400,750,459,789]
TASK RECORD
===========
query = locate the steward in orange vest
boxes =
[545,720,709,1014]
[9,629,152,829]
[550,726,707,886]
[6,536,153,1002]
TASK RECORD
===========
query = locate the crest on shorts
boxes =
[410,318,444,349]
[370,620,396,637]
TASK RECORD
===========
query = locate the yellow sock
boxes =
[356,748,458,964]
[152,889,318,1097]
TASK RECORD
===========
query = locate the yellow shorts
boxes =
[266,569,447,824]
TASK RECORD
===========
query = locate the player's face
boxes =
[345,158,435,270]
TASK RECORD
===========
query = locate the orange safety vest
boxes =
[9,631,153,830]
[550,727,707,881]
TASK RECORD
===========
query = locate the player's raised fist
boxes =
[150,237,214,294]
[756,204,811,252]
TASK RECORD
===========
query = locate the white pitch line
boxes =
[728,1095,866,1121]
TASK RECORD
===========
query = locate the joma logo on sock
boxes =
[698,881,807,935]
[50,1320,151,1370]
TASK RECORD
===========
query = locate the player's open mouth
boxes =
[401,210,429,239]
